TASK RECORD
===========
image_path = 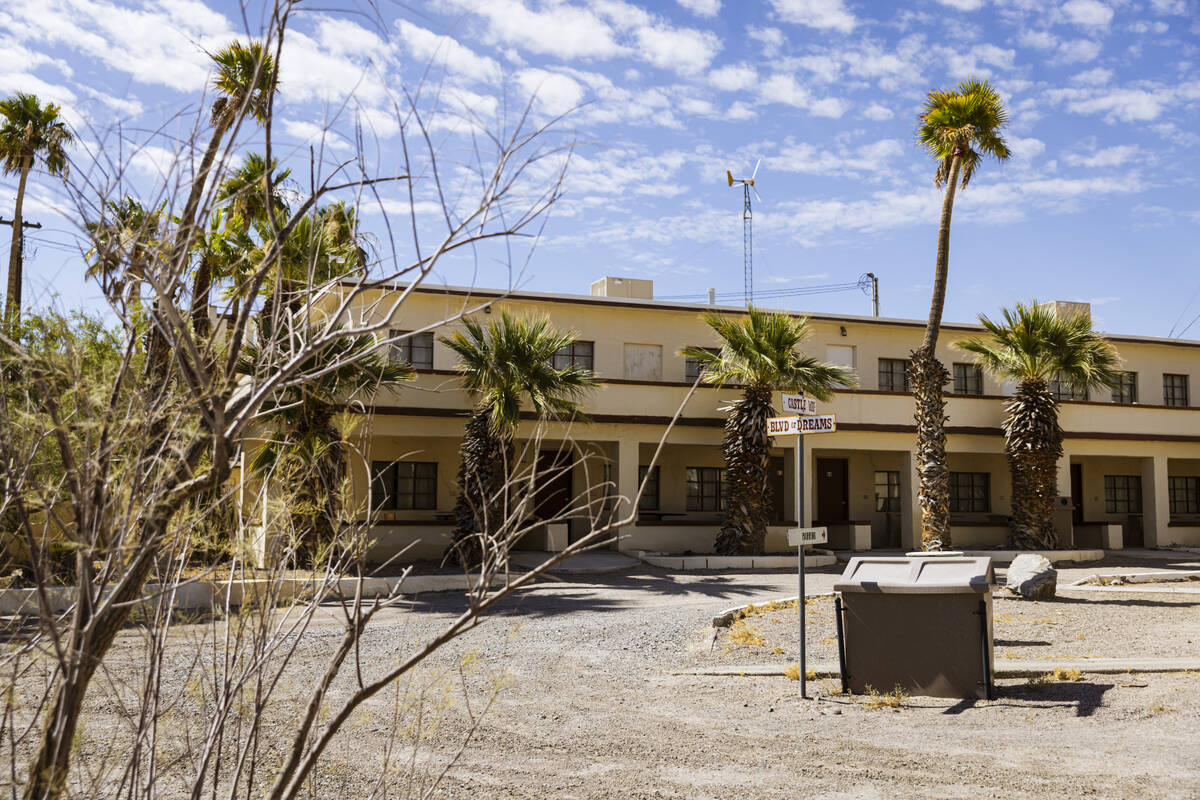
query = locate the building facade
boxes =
[272,277,1200,561]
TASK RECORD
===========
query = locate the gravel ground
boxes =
[15,553,1200,799]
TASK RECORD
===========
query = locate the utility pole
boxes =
[1,216,41,325]
[865,272,879,317]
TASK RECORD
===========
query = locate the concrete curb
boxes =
[710,593,835,627]
[675,657,1200,678]
[836,549,1104,564]
[640,553,838,571]
[1059,584,1200,596]
[1068,570,1200,586]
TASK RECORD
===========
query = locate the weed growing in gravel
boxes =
[1150,704,1177,713]
[784,664,801,681]
[726,619,765,650]
[1053,668,1083,682]
[1028,668,1083,689]
[861,685,906,709]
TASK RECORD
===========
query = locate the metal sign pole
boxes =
[796,431,806,699]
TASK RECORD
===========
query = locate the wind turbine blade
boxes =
[726,170,733,187]
[751,158,761,181]
[752,186,762,204]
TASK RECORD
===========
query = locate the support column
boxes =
[899,450,922,552]
[616,437,640,553]
[801,442,813,528]
[1142,455,1169,549]
[1054,451,1073,547]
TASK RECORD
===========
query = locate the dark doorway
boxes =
[533,450,574,521]
[769,456,786,523]
[816,458,850,523]
[1070,463,1083,525]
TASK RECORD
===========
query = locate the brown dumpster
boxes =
[834,556,995,700]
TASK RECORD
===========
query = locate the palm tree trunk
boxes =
[180,117,231,337]
[1004,378,1062,550]
[448,409,512,567]
[714,385,773,556]
[911,153,963,551]
[5,162,31,328]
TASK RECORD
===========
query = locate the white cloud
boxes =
[747,26,786,58]
[708,63,758,92]
[676,0,721,16]
[515,69,585,116]
[1149,0,1185,12]
[758,73,811,108]
[934,0,984,9]
[1007,136,1046,161]
[1128,20,1169,34]
[1064,144,1138,167]
[396,20,500,84]
[1071,67,1112,85]
[438,0,624,60]
[768,0,857,33]
[1060,0,1114,29]
[861,103,894,121]
[1018,29,1058,50]
[633,25,722,75]
[809,97,849,118]
[1054,39,1103,64]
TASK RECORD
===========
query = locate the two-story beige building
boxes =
[254,276,1200,562]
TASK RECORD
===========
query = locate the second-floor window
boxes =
[949,472,990,513]
[1163,374,1189,407]
[1050,372,1087,402]
[686,466,724,512]
[638,465,660,511]
[1112,372,1137,404]
[878,358,910,392]
[1169,476,1200,515]
[952,363,983,395]
[553,341,594,371]
[685,347,720,381]
[1104,475,1142,514]
[389,330,434,370]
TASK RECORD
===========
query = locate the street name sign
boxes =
[781,393,818,415]
[787,527,829,547]
[767,414,836,436]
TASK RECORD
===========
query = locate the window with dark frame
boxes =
[952,363,983,395]
[388,330,434,370]
[1112,372,1137,404]
[878,358,910,392]
[873,470,901,512]
[371,461,437,510]
[1163,373,1189,407]
[552,340,595,371]
[684,347,720,381]
[949,472,990,513]
[685,466,724,512]
[638,465,660,511]
[1104,475,1142,514]
[1169,476,1200,515]
[1049,371,1087,402]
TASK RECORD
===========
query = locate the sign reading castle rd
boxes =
[767,414,837,436]
[780,393,818,415]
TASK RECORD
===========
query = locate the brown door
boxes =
[769,456,786,523]
[816,458,849,523]
[1070,464,1084,524]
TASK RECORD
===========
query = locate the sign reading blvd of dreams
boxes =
[781,393,818,415]
[767,415,837,436]
[787,527,829,546]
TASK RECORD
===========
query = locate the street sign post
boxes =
[781,393,818,415]
[766,414,836,700]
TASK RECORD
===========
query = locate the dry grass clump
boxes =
[1027,667,1084,689]
[1150,704,1177,713]
[1053,667,1083,682]
[726,618,765,650]
[861,684,907,709]
[782,664,817,681]
[735,598,799,622]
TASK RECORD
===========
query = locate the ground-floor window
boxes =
[638,465,660,511]
[372,461,437,510]
[1168,476,1200,515]
[874,470,901,512]
[1104,475,1142,514]
[685,466,725,512]
[949,472,990,513]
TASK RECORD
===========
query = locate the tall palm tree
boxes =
[85,196,166,298]
[912,76,1011,550]
[956,302,1120,549]
[181,41,278,335]
[439,312,597,567]
[682,308,854,556]
[0,92,73,327]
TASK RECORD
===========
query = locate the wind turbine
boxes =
[727,159,761,307]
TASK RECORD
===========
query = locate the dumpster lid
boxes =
[834,556,994,594]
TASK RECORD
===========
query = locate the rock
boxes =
[1006,554,1057,599]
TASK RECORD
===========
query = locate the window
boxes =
[638,465,660,511]
[371,461,437,510]
[1049,371,1087,402]
[878,358,910,392]
[1112,372,1137,405]
[1104,475,1142,514]
[389,330,434,370]
[952,363,983,395]
[874,470,901,512]
[685,466,724,512]
[1169,476,1200,515]
[1163,374,1189,407]
[949,472,990,513]
[685,347,719,381]
[552,340,594,371]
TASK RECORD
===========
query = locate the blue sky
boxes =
[1,0,1198,335]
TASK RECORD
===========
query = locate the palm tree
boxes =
[956,302,1120,549]
[0,92,73,327]
[439,312,597,567]
[181,41,278,334]
[912,76,1011,550]
[682,308,854,555]
[85,196,166,299]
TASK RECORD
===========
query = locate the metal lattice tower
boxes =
[727,160,761,308]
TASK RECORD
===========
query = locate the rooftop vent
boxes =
[1038,300,1091,320]
[590,276,653,300]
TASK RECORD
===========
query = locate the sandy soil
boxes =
[12,553,1200,799]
